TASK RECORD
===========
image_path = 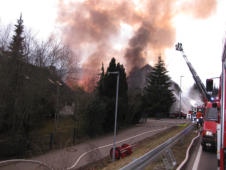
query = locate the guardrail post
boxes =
[168,148,176,167]
[161,148,176,170]
[162,153,171,170]
[180,136,184,145]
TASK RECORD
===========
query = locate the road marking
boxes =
[67,127,168,169]
[192,145,202,170]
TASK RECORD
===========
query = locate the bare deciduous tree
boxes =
[0,23,12,52]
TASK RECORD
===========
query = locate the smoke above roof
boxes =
[57,0,217,89]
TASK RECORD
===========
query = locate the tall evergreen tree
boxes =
[104,58,118,97]
[116,63,128,98]
[0,15,31,155]
[143,56,175,117]
[86,58,129,134]
[98,58,128,98]
[7,15,27,135]
[9,14,25,62]
[97,63,105,95]
[102,58,128,131]
[7,15,26,110]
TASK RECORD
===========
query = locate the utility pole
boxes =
[48,79,62,133]
[179,76,184,116]
[55,81,62,132]
[108,71,119,162]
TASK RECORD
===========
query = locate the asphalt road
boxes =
[187,142,217,170]
[184,134,217,170]
[0,118,188,170]
[197,146,217,170]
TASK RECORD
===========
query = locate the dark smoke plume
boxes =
[124,24,150,70]
[57,0,217,90]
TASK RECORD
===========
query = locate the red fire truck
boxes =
[176,43,218,151]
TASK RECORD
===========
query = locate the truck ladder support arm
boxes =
[176,43,210,101]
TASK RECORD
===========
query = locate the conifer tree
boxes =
[97,63,105,95]
[9,14,25,62]
[7,15,27,135]
[1,15,30,154]
[97,58,128,98]
[86,58,129,135]
[143,56,175,117]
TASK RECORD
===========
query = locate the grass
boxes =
[144,127,199,170]
[178,123,188,127]
[28,117,77,157]
[78,124,191,170]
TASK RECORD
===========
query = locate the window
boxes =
[205,108,218,121]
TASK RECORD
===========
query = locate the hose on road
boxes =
[176,132,200,170]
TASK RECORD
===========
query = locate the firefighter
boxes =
[199,116,203,127]
[196,110,203,128]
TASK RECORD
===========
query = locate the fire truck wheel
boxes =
[202,145,207,152]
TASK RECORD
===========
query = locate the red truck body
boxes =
[169,112,186,119]
[201,101,219,150]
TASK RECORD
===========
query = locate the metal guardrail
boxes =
[0,159,52,170]
[120,124,194,170]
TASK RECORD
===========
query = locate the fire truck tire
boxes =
[202,145,207,152]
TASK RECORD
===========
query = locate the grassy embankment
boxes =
[78,123,197,170]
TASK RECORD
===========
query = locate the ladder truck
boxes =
[176,43,219,151]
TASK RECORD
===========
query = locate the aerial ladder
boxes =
[175,42,210,102]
